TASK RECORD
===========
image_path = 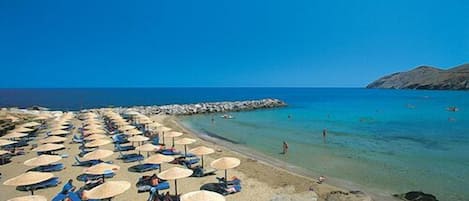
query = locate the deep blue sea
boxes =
[1,88,468,200]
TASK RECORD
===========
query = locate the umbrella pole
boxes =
[201,155,204,168]
[184,145,187,156]
[224,170,228,186]
[162,132,165,145]
[159,164,162,173]
[31,189,34,195]
[172,137,175,147]
[174,180,178,196]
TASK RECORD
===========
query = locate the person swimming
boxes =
[282,141,289,154]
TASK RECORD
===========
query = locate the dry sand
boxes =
[0,114,379,201]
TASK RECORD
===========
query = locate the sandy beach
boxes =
[1,112,381,201]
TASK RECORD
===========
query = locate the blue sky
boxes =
[0,0,467,87]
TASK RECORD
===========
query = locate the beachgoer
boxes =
[282,141,289,154]
[211,115,215,124]
[318,176,326,184]
[322,128,327,143]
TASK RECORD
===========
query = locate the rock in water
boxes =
[367,63,469,90]
[393,191,438,201]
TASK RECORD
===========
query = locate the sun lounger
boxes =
[114,143,135,151]
[29,163,64,172]
[17,177,60,192]
[117,151,143,163]
[72,135,84,143]
[72,156,102,167]
[77,172,115,182]
[160,149,181,155]
[191,166,216,177]
[200,177,242,195]
[129,163,159,173]
[136,176,170,193]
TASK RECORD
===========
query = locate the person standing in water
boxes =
[322,128,327,143]
[211,115,215,124]
[282,141,289,154]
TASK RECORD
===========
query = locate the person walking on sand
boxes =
[282,141,289,154]
[323,128,327,143]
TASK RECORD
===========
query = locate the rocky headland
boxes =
[367,63,469,90]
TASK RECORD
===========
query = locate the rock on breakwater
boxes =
[100,98,287,115]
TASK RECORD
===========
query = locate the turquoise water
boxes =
[180,89,469,201]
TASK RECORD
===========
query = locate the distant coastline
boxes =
[367,63,469,90]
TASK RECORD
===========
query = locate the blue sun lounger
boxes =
[29,163,64,172]
[118,151,143,163]
[114,143,135,152]
[129,163,159,173]
[72,156,102,167]
[17,177,60,192]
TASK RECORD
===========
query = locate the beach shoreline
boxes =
[163,115,399,201]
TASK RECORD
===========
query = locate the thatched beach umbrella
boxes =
[48,130,68,136]
[24,155,62,167]
[127,135,149,142]
[84,129,107,135]
[175,138,196,156]
[2,132,28,139]
[84,163,120,176]
[48,125,68,131]
[39,136,67,144]
[20,122,41,128]
[82,149,114,161]
[145,154,174,173]
[125,129,142,136]
[85,134,108,141]
[32,143,64,153]
[157,167,193,195]
[180,190,225,201]
[85,139,112,148]
[119,125,135,131]
[84,125,103,130]
[83,181,130,200]
[7,195,47,201]
[135,143,160,157]
[210,157,240,185]
[189,146,214,168]
[3,172,54,195]
[156,126,172,144]
[13,127,34,133]
[164,131,183,147]
[0,139,17,147]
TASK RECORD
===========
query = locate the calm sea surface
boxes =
[1,88,468,200]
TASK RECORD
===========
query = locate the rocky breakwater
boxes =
[113,98,287,115]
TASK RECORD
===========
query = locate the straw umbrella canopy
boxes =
[144,154,174,173]
[119,125,136,131]
[157,167,193,195]
[164,131,183,146]
[180,190,225,201]
[135,143,160,157]
[0,139,17,146]
[20,122,41,128]
[13,127,34,133]
[175,138,196,156]
[127,135,149,142]
[7,195,47,201]
[48,125,68,131]
[32,143,64,153]
[85,134,108,141]
[24,155,62,167]
[125,129,142,136]
[83,163,120,175]
[210,157,241,185]
[83,181,130,200]
[48,129,69,136]
[85,139,112,148]
[0,150,9,156]
[189,146,215,168]
[156,126,172,144]
[33,115,50,121]
[38,136,67,144]
[84,129,107,135]
[3,172,54,195]
[148,122,163,129]
[82,149,114,161]
[84,124,103,130]
[2,132,28,139]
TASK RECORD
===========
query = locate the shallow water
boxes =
[180,89,469,201]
